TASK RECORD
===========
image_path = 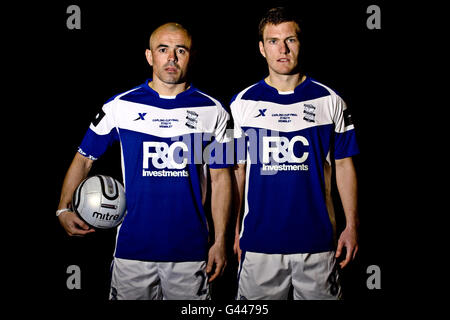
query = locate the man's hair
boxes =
[258,7,302,41]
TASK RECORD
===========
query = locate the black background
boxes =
[9,0,433,315]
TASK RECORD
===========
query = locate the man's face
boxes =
[146,29,192,84]
[259,22,301,76]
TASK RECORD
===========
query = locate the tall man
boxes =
[232,8,360,300]
[57,23,232,300]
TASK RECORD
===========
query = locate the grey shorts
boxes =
[109,257,210,300]
[237,251,341,300]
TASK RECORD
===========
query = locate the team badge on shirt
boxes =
[303,104,316,123]
[185,110,199,129]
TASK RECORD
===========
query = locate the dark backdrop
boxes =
[17,0,418,311]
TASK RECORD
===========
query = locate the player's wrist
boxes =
[56,208,72,217]
[214,234,226,245]
[346,219,359,230]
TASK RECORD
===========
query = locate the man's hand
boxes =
[58,211,95,236]
[335,226,358,268]
[206,240,227,283]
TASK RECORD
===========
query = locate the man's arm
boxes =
[232,163,246,263]
[57,152,95,236]
[206,167,232,282]
[335,156,359,268]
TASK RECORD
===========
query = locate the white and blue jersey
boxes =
[231,77,359,254]
[78,79,231,262]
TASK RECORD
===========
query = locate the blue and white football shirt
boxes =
[78,79,231,262]
[231,77,359,254]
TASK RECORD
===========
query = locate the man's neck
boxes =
[148,77,189,97]
[265,72,306,92]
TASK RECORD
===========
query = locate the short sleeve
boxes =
[78,100,119,160]
[230,97,247,165]
[333,96,359,159]
[207,104,234,169]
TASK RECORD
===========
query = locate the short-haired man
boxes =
[231,7,360,300]
[57,23,232,300]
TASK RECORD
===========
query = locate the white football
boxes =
[72,175,126,229]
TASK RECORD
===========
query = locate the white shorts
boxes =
[237,251,341,300]
[109,257,210,300]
